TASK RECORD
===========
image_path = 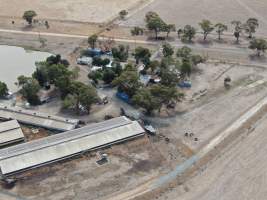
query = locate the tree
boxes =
[17,76,40,105]
[133,46,151,64]
[119,10,128,20]
[23,10,37,25]
[88,34,98,49]
[163,24,176,38]
[131,27,144,36]
[231,20,242,43]
[147,60,160,73]
[215,23,228,40]
[102,69,116,84]
[46,54,69,66]
[181,25,196,42]
[88,70,102,83]
[160,56,176,70]
[132,88,160,115]
[249,38,267,57]
[199,20,214,40]
[160,68,179,87]
[176,46,192,60]
[162,42,174,57]
[244,18,259,38]
[112,45,129,62]
[112,62,123,76]
[133,84,183,115]
[65,81,99,114]
[150,84,183,110]
[32,64,49,87]
[0,81,8,98]
[145,12,166,39]
[180,60,192,77]
[112,67,141,97]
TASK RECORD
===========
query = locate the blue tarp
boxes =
[116,92,130,104]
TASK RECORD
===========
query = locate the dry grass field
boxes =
[123,0,267,35]
[0,0,147,23]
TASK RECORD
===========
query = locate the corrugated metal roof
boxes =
[0,117,145,175]
[0,120,24,147]
[0,104,79,131]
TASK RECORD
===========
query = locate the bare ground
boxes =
[0,0,147,24]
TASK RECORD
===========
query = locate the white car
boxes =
[77,57,92,65]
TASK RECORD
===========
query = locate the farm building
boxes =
[0,104,79,132]
[0,120,24,147]
[0,116,145,176]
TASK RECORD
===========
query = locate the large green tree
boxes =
[112,66,142,97]
[133,46,151,64]
[199,19,214,40]
[64,82,99,114]
[17,76,40,105]
[145,12,166,39]
[112,45,129,62]
[181,25,196,42]
[132,88,160,115]
[249,38,267,56]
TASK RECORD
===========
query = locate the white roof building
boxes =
[0,104,79,132]
[0,116,145,176]
[0,120,24,147]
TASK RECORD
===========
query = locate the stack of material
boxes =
[0,120,24,147]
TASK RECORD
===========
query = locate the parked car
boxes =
[77,57,93,65]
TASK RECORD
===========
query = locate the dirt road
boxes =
[103,92,267,200]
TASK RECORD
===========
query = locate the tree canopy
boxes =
[88,34,98,49]
[249,38,267,56]
[199,19,214,40]
[244,18,259,38]
[145,11,166,39]
[63,81,99,114]
[17,76,40,105]
[162,42,174,57]
[23,10,37,25]
[112,45,129,62]
[0,81,8,98]
[112,65,142,97]
[133,46,151,64]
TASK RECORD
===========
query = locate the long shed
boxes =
[0,104,79,132]
[0,120,25,147]
[0,116,145,176]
